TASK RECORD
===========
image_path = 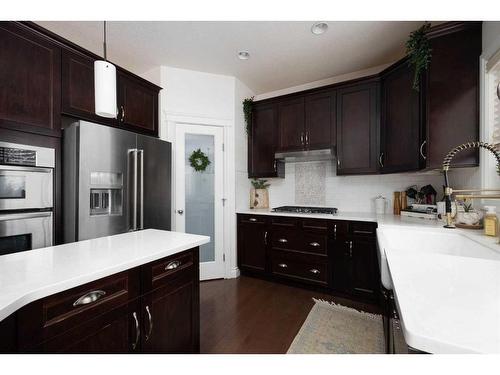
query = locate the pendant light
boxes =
[94,21,117,118]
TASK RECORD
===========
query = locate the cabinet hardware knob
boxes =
[379,152,384,168]
[309,268,320,274]
[165,260,181,270]
[264,231,268,245]
[309,242,320,247]
[177,209,184,215]
[132,311,140,350]
[278,263,288,268]
[73,290,106,307]
[120,105,125,122]
[145,305,153,342]
[278,238,288,243]
[420,140,427,160]
[248,217,257,222]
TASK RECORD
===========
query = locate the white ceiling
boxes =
[37,21,425,94]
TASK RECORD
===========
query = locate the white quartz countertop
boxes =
[0,229,210,322]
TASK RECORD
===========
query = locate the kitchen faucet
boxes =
[442,141,500,228]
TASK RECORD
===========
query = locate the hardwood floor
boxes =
[200,275,380,354]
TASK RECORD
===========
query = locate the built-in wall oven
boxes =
[0,141,54,255]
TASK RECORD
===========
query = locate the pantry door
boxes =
[175,124,224,280]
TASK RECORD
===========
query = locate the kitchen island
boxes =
[0,229,210,353]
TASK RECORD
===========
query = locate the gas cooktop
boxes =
[271,206,338,215]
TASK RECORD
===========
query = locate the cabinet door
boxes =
[380,61,422,173]
[425,24,481,168]
[336,82,379,175]
[141,275,198,353]
[237,216,268,273]
[0,22,61,136]
[117,70,159,136]
[305,90,335,150]
[248,102,283,178]
[61,49,117,126]
[330,238,351,293]
[350,237,379,301]
[278,97,305,151]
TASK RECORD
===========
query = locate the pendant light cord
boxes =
[103,21,107,61]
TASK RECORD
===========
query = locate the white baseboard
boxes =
[225,267,240,279]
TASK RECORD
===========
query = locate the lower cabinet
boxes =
[237,214,379,303]
[2,248,199,354]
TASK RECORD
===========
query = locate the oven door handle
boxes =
[0,165,53,173]
[0,211,52,221]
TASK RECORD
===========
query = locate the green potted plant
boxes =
[456,202,482,226]
[406,22,432,91]
[243,97,254,135]
[250,178,270,209]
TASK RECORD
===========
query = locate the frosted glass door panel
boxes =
[185,134,215,262]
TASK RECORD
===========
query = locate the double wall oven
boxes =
[0,141,54,255]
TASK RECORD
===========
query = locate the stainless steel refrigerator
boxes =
[63,120,171,242]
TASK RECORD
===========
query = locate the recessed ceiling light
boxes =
[311,22,328,35]
[238,51,250,60]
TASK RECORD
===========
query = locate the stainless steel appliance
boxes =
[272,206,338,214]
[0,141,54,255]
[63,120,171,242]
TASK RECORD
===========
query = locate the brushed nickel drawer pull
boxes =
[132,311,140,350]
[309,242,320,247]
[165,260,182,270]
[73,290,106,307]
[278,263,288,268]
[310,269,320,274]
[248,217,257,222]
[353,230,373,235]
[145,305,153,341]
[278,238,288,243]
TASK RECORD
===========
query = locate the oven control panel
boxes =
[0,146,36,166]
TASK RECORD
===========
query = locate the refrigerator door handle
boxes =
[138,149,144,230]
[129,149,138,231]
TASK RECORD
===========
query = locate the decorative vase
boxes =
[250,188,269,209]
[456,211,481,226]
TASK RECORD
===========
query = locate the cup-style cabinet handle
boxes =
[278,263,288,268]
[264,231,268,245]
[278,238,288,243]
[420,140,427,160]
[73,290,106,307]
[309,242,320,247]
[248,217,257,222]
[165,260,181,270]
[132,311,140,350]
[309,269,320,274]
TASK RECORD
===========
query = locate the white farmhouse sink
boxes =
[377,226,500,289]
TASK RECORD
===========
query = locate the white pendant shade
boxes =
[94,60,117,118]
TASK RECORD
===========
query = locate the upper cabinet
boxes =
[0,22,161,138]
[117,70,159,136]
[336,81,380,175]
[0,22,61,137]
[248,102,284,178]
[305,90,336,150]
[424,22,481,169]
[278,97,305,151]
[380,60,422,173]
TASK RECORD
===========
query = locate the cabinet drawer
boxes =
[270,250,328,286]
[299,232,328,256]
[271,230,300,251]
[302,219,329,232]
[18,269,139,349]
[350,221,377,236]
[271,216,299,228]
[143,250,196,292]
[238,214,267,224]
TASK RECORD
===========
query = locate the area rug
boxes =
[287,298,385,354]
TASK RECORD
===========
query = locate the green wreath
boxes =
[189,148,211,172]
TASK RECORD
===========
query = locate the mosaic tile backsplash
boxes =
[295,162,326,205]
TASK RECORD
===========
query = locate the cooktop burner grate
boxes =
[271,206,338,214]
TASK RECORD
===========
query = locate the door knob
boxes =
[177,209,184,215]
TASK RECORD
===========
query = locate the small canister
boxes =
[375,195,386,215]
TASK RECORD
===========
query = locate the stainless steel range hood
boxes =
[274,148,335,162]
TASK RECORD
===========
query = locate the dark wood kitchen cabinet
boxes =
[1,248,199,353]
[380,59,422,173]
[117,70,159,136]
[278,97,305,151]
[305,90,336,150]
[248,102,284,178]
[0,22,61,136]
[424,22,481,169]
[336,81,380,175]
[237,215,269,273]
